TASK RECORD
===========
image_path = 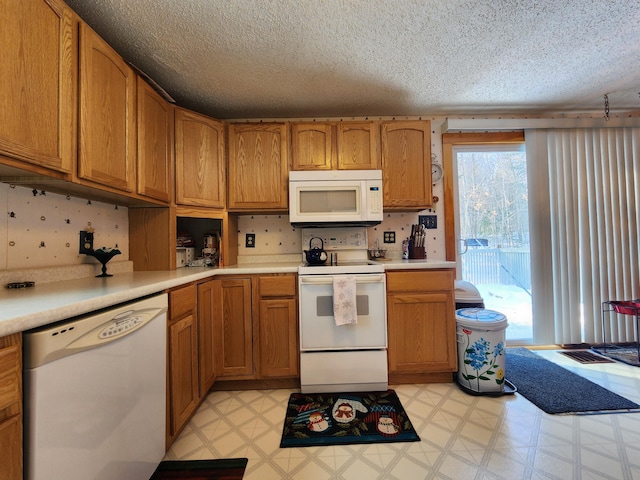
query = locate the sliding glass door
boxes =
[452,143,533,343]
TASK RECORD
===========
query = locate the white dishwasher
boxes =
[23,294,168,480]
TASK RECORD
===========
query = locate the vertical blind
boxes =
[543,128,640,344]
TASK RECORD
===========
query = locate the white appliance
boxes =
[289,170,383,227]
[298,227,388,393]
[23,294,168,480]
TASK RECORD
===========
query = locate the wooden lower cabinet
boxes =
[166,284,199,447]
[213,277,254,379]
[386,269,456,383]
[256,275,299,379]
[212,274,299,385]
[197,279,217,394]
[0,333,22,480]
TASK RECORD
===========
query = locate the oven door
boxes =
[298,273,387,350]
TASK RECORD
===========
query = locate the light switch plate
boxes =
[419,215,437,229]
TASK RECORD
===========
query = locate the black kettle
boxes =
[304,237,328,266]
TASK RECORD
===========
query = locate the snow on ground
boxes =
[472,283,532,341]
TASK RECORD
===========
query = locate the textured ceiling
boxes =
[65,0,640,120]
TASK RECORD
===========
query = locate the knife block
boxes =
[409,246,426,259]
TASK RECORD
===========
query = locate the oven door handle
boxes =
[300,274,385,285]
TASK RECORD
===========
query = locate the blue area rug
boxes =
[592,346,640,367]
[280,389,420,447]
[506,348,640,415]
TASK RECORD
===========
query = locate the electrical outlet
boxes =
[419,215,437,229]
[79,231,94,253]
[245,233,255,248]
[383,231,396,243]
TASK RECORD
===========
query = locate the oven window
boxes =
[299,189,358,213]
[316,295,370,316]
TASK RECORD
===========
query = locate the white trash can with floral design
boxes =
[456,308,508,394]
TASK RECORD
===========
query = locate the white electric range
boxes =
[298,227,388,393]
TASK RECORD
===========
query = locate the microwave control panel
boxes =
[367,184,383,213]
[301,227,368,251]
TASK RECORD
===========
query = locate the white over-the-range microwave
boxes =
[288,170,383,227]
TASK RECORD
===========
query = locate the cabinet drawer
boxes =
[0,346,20,411]
[386,269,454,293]
[169,284,196,319]
[259,275,296,297]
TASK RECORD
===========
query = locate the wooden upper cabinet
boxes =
[227,123,289,211]
[0,0,75,174]
[174,108,225,208]
[137,77,173,203]
[381,120,432,210]
[336,122,380,170]
[78,22,136,192]
[291,123,334,170]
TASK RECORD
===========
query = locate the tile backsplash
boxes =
[236,209,445,262]
[0,183,129,271]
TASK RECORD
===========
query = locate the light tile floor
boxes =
[164,350,640,479]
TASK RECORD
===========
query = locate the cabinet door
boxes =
[336,122,380,170]
[0,333,22,480]
[381,120,432,210]
[291,123,334,170]
[0,0,75,174]
[197,280,217,395]
[78,23,136,192]
[258,298,299,378]
[137,77,172,202]
[228,123,289,210]
[168,314,199,437]
[213,278,254,378]
[387,291,456,373]
[175,108,225,208]
[0,416,21,480]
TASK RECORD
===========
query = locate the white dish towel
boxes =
[333,276,357,326]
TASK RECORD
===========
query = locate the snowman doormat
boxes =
[280,389,420,447]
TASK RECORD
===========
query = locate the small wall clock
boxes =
[431,163,443,183]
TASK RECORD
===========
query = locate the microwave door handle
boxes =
[300,275,385,285]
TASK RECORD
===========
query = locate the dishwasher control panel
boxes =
[99,316,144,338]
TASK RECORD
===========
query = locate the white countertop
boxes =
[0,259,453,337]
